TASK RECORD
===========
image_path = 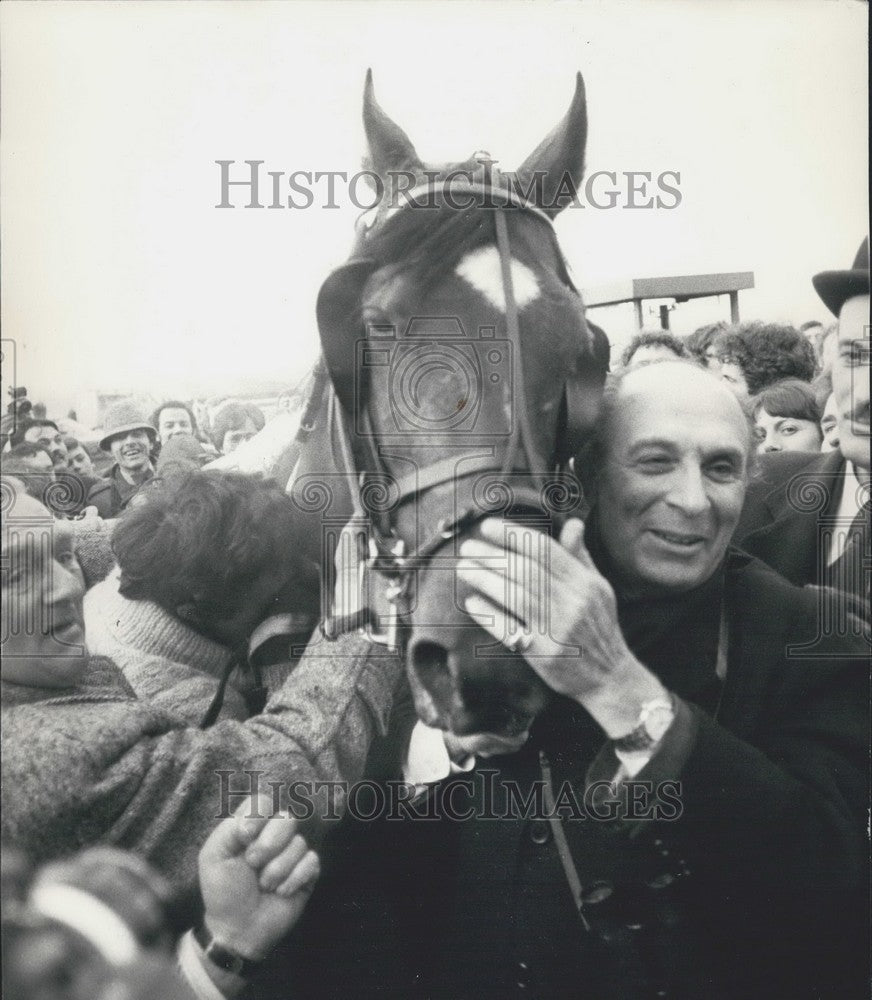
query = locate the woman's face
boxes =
[753,408,822,454]
[718,360,749,398]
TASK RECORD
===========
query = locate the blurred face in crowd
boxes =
[802,323,824,347]
[627,344,682,368]
[67,444,94,477]
[718,359,749,398]
[819,394,840,452]
[702,347,722,372]
[832,295,870,472]
[1,488,88,686]
[109,430,153,473]
[753,409,822,454]
[221,417,259,454]
[594,363,751,597]
[23,424,68,470]
[6,450,56,502]
[156,407,193,445]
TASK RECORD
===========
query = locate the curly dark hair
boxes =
[113,470,318,647]
[684,321,728,364]
[713,322,816,395]
[620,330,688,368]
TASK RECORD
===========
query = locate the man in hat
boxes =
[736,237,870,611]
[87,400,157,518]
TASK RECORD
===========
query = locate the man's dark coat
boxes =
[735,449,848,588]
[274,552,868,1000]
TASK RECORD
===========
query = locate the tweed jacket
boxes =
[1,634,402,891]
[84,568,250,723]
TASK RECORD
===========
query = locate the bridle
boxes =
[310,178,599,650]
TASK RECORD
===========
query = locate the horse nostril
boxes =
[409,639,458,723]
[410,640,449,682]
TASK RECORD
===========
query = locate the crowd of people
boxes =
[1,237,868,998]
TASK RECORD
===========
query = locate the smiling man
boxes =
[0,488,88,686]
[289,361,867,1000]
[151,400,198,447]
[87,400,157,518]
[736,237,870,610]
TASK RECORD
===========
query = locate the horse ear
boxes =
[363,68,422,177]
[516,72,587,218]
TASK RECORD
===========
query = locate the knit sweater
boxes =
[71,515,117,589]
[84,570,249,723]
[1,634,402,890]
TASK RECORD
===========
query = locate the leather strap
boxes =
[193,921,261,978]
[540,750,591,932]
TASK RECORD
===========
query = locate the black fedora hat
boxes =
[812,237,869,317]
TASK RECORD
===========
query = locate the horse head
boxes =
[315,71,608,737]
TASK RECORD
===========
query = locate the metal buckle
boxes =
[363,537,408,650]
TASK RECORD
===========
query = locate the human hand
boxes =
[458,517,666,738]
[198,794,320,961]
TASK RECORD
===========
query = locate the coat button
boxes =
[529,821,551,845]
[646,872,675,890]
[581,880,614,905]
[517,960,530,988]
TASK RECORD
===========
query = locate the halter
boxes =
[315,178,595,650]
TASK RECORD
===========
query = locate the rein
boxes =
[313,179,587,650]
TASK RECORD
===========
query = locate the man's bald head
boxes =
[584,360,754,483]
[580,360,754,596]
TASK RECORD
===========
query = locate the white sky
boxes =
[1,0,868,417]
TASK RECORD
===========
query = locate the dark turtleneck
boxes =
[531,512,727,755]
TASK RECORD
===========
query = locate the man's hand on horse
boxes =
[458,517,667,739]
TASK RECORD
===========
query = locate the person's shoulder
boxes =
[727,549,868,657]
[748,450,839,494]
[86,477,113,499]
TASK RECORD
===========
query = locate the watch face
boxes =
[643,705,675,743]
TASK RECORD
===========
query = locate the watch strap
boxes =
[193,921,261,979]
[612,694,675,753]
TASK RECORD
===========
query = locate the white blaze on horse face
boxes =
[455,246,540,313]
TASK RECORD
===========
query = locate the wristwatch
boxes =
[193,921,261,978]
[612,694,675,753]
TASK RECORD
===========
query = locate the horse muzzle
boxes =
[406,616,552,738]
